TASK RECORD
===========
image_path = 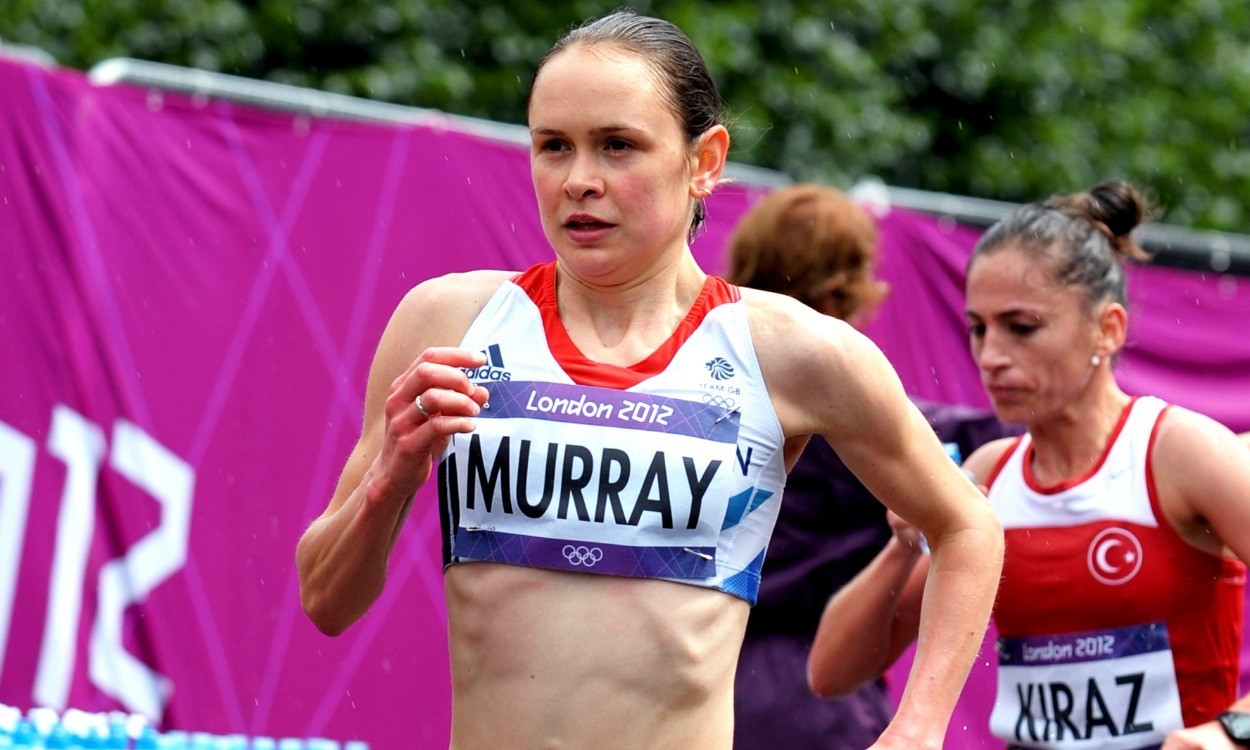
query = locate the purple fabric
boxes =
[735,400,1019,750]
[1,56,1247,749]
[478,380,742,440]
[746,402,1016,637]
[450,529,718,579]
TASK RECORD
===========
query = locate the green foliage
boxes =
[3,0,1249,231]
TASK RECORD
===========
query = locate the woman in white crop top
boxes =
[294,10,1003,750]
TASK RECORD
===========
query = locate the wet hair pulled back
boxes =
[528,9,725,239]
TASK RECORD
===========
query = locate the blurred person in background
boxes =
[809,179,1250,750]
[724,183,1018,750]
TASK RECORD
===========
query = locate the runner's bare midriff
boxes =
[445,562,748,749]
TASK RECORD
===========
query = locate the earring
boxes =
[1091,354,1102,367]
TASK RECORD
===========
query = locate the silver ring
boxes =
[415,394,431,417]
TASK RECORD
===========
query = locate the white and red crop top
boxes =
[437,262,789,604]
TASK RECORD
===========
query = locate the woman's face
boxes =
[528,44,698,286]
[965,244,1103,425]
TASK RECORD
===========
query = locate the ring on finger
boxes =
[416,394,432,417]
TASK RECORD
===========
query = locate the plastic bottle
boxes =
[161,731,189,750]
[41,726,68,750]
[134,726,159,750]
[12,719,38,748]
[0,704,20,735]
[11,719,42,749]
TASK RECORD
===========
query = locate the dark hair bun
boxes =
[1086,179,1148,238]
[1043,178,1154,261]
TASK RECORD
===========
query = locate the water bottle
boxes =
[11,719,40,749]
[134,726,159,750]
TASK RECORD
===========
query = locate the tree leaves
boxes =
[3,0,1248,231]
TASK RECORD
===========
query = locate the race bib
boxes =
[991,622,1183,750]
[443,380,742,579]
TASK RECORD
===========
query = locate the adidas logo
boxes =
[465,343,512,381]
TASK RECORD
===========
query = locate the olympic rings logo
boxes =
[701,394,738,409]
[562,545,604,567]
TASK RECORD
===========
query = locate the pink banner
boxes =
[2,56,1247,748]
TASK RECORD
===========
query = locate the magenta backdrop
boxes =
[1,57,1248,749]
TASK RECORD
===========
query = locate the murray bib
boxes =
[437,263,788,604]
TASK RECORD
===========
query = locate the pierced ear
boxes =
[690,124,730,200]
